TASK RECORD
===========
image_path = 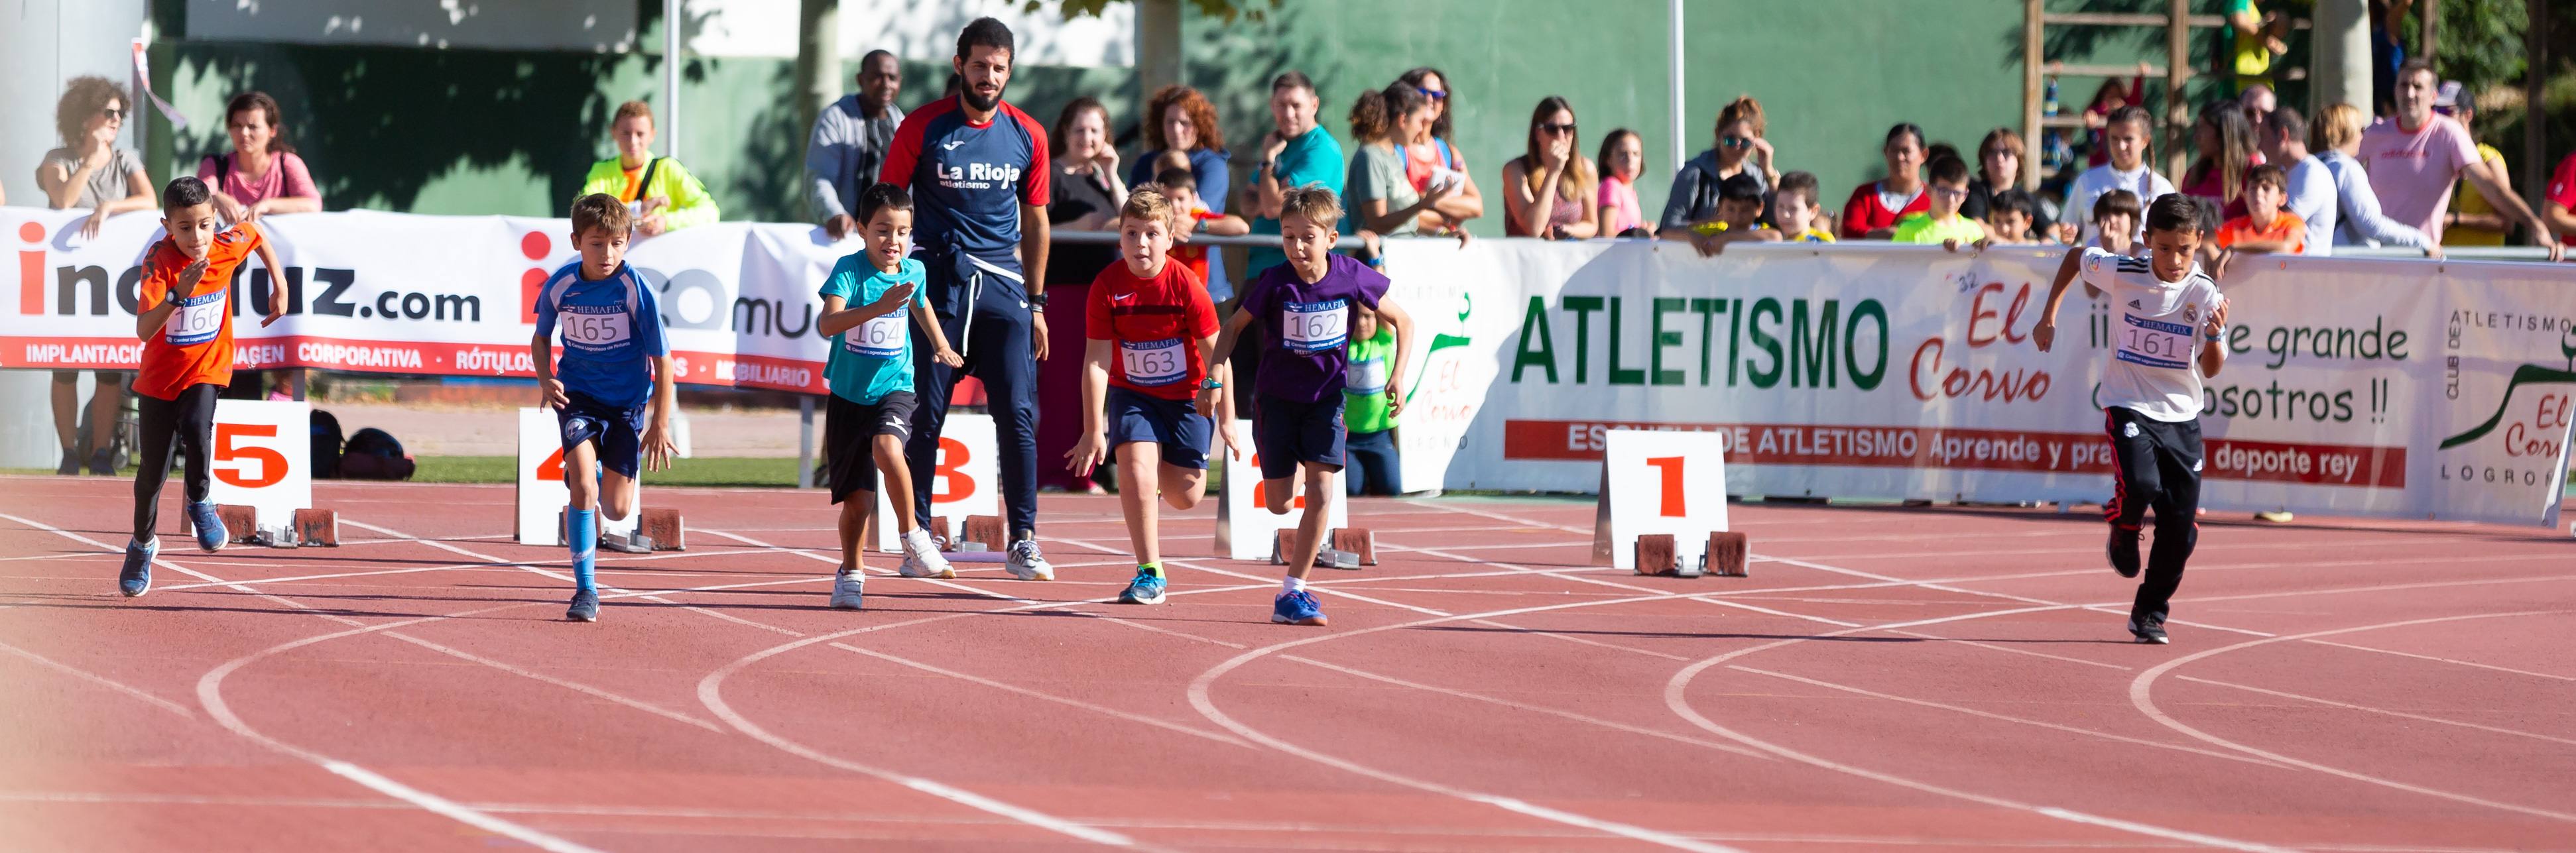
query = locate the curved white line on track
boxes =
[0,513,611,853]
[1662,602,2303,852]
[2129,610,2576,823]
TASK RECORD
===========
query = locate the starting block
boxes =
[1705,531,1749,577]
[183,504,263,545]
[639,508,686,551]
[558,510,682,552]
[928,516,951,551]
[959,515,1007,551]
[1268,528,1369,569]
[1331,529,1377,565]
[1631,531,1752,578]
[292,509,339,547]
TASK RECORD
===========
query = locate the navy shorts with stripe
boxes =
[1107,386,1211,471]
[1252,394,1345,481]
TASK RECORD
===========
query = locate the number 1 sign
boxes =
[204,399,314,530]
[1592,429,1729,571]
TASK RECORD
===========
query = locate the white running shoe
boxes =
[897,528,955,579]
[1005,537,1054,581]
[828,571,865,609]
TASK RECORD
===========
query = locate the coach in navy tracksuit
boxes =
[879,17,1058,581]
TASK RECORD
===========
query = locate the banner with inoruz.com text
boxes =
[1379,239,2576,528]
[2,207,852,393]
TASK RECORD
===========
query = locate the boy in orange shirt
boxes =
[2215,164,2306,256]
[119,177,288,597]
[1154,164,1247,286]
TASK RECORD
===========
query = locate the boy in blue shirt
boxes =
[531,194,678,623]
[818,184,965,609]
[1204,187,1415,626]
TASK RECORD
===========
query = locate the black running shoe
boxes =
[2107,526,2142,579]
[2128,619,2168,644]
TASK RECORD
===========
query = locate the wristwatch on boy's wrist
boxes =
[1200,377,1223,390]
[1028,292,1048,309]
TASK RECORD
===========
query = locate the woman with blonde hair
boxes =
[1501,96,1598,239]
[2310,102,2432,250]
[1657,95,1780,237]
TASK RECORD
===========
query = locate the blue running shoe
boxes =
[1118,567,1167,605]
[566,589,600,622]
[118,538,156,598]
[187,501,227,553]
[1270,589,1327,626]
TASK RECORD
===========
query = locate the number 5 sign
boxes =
[205,399,314,530]
[1592,429,1729,571]
[515,407,640,546]
[873,413,998,549]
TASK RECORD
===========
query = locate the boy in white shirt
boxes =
[2032,194,2229,646]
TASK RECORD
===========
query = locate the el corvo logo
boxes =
[2437,364,2576,449]
[1403,293,1474,406]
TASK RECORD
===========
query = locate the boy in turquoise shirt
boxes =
[816,183,963,610]
[1342,306,1401,496]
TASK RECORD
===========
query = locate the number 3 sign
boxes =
[204,399,315,530]
[873,413,999,549]
[1592,429,1729,571]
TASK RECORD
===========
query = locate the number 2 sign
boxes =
[1593,429,1729,571]
[1213,420,1347,560]
[204,399,314,530]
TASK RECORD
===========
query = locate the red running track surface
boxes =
[0,475,2571,852]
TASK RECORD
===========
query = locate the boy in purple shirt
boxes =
[1203,187,1416,626]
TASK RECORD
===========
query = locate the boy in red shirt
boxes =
[2215,164,2306,256]
[1064,187,1238,605]
[119,177,287,597]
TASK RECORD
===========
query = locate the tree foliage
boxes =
[1029,0,1280,23]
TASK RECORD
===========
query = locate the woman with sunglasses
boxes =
[197,91,324,226]
[1656,97,1775,239]
[1839,123,1932,239]
[1394,67,1483,234]
[36,76,155,476]
[1501,96,1598,239]
[38,76,155,243]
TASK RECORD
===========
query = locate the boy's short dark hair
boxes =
[1154,166,1196,190]
[956,17,1014,59]
[855,182,913,225]
[1926,154,1970,186]
[1989,189,2036,220]
[2144,193,2205,236]
[1774,170,1820,207]
[570,193,632,236]
[2246,163,2287,192]
[2093,189,2142,225]
[161,176,212,214]
[1718,173,1764,204]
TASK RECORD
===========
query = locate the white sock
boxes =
[1281,575,1306,593]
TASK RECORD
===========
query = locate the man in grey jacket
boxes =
[808,49,906,240]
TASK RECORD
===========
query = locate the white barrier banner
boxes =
[1,207,856,392]
[1380,239,2576,528]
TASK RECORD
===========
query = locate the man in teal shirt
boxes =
[1245,71,1345,278]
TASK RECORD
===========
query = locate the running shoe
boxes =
[118,538,156,597]
[1005,536,1054,581]
[187,500,227,553]
[56,450,78,476]
[1271,589,1327,626]
[829,571,866,610]
[1118,567,1167,604]
[2128,619,2168,645]
[898,530,955,579]
[2107,526,2141,579]
[87,449,115,476]
[2254,510,2294,523]
[566,589,600,622]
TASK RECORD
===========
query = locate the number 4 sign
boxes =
[1213,420,1347,560]
[515,407,640,546]
[1591,429,1729,571]
[204,399,314,530]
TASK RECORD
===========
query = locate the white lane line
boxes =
[1036,534,1452,617]
[1281,654,1770,760]
[832,644,1249,748]
[2302,639,2576,683]
[0,636,196,718]
[1730,666,2281,768]
[0,513,607,853]
[2176,675,2576,748]
[2130,610,2576,824]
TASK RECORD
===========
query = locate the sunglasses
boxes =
[1540,122,1576,135]
[1719,136,1753,148]
[1415,87,1447,101]
[99,107,127,121]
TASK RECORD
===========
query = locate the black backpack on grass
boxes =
[311,409,345,479]
[339,427,416,481]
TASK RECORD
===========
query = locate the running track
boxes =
[1,475,2569,851]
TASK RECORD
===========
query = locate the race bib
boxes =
[1346,357,1388,394]
[1121,338,1188,386]
[2115,313,2194,370]
[164,289,226,346]
[845,312,908,358]
[1282,299,1349,355]
[559,309,632,349]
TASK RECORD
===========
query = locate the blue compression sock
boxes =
[568,508,598,593]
